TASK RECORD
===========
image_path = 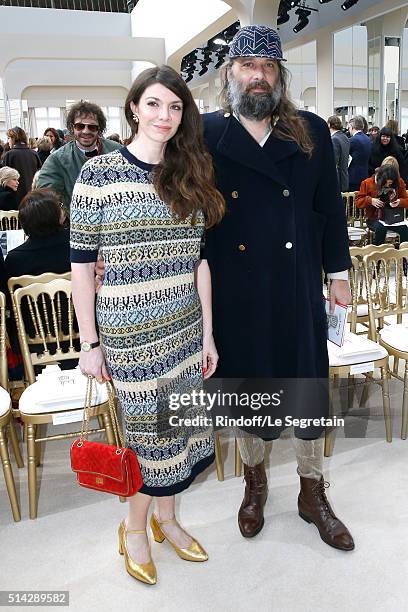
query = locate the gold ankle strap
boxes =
[125,527,146,535]
[154,514,176,525]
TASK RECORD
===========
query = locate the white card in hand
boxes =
[325,298,348,347]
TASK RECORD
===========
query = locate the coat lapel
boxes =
[216,116,299,187]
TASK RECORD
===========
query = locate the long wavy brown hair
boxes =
[124,66,225,228]
[219,60,314,156]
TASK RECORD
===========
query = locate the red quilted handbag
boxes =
[70,378,143,497]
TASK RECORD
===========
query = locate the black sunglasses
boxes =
[73,122,99,133]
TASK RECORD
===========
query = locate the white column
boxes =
[316,31,334,120]
[208,76,217,112]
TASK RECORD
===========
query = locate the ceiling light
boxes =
[341,0,358,9]
[293,7,311,33]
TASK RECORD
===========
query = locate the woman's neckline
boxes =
[120,146,158,171]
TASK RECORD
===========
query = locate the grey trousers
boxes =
[235,430,324,480]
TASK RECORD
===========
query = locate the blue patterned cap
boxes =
[228,25,286,61]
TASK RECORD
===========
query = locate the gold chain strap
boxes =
[78,376,124,447]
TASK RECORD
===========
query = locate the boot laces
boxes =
[311,480,336,520]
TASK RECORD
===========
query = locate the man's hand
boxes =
[94,258,106,292]
[330,279,351,314]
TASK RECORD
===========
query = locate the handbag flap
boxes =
[70,439,126,482]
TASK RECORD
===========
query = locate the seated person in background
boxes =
[0,167,20,211]
[5,188,72,373]
[356,159,408,246]
[5,188,69,279]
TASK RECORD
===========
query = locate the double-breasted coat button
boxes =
[224,112,231,118]
[238,244,246,251]
[232,191,239,199]
[283,189,290,197]
[285,242,293,249]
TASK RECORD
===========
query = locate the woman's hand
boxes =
[371,198,384,208]
[79,346,111,384]
[202,334,218,379]
[94,258,106,292]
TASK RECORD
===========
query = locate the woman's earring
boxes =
[132,113,139,124]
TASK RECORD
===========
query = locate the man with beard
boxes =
[201,26,354,551]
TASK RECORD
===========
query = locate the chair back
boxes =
[0,292,8,390]
[13,279,79,384]
[0,211,20,230]
[350,244,393,259]
[363,246,408,340]
[342,191,364,228]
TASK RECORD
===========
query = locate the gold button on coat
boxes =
[232,191,239,199]
[238,244,246,251]
[283,189,290,197]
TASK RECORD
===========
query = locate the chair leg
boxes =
[393,356,400,377]
[9,419,24,468]
[0,425,21,522]
[214,433,224,481]
[26,424,38,519]
[97,415,104,429]
[401,361,408,440]
[234,438,242,477]
[34,424,42,467]
[380,365,392,443]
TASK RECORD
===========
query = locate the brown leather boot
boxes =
[298,476,354,551]
[238,462,268,538]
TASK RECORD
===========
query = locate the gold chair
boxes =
[0,210,20,230]
[324,261,392,456]
[13,278,119,518]
[0,292,23,521]
[349,245,395,333]
[363,245,408,439]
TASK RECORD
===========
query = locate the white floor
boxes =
[1,415,408,612]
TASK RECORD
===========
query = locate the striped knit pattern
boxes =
[70,149,214,496]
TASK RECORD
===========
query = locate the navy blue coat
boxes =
[348,131,371,190]
[202,110,351,380]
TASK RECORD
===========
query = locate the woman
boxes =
[5,188,69,278]
[0,167,19,211]
[70,65,225,585]
[2,127,41,204]
[386,119,405,152]
[36,136,52,165]
[356,158,408,245]
[44,127,62,153]
[368,127,404,176]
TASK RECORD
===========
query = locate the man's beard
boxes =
[228,78,281,121]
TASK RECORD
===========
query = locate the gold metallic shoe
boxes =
[118,520,157,585]
[150,514,208,562]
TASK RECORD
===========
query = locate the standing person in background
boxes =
[2,127,41,204]
[44,128,63,153]
[368,127,405,177]
[37,101,121,211]
[386,119,405,152]
[348,116,372,192]
[36,136,52,165]
[328,115,350,192]
[368,126,380,142]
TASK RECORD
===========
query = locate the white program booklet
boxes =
[325,298,348,347]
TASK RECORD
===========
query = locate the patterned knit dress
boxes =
[70,147,214,496]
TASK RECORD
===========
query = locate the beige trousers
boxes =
[235,430,323,480]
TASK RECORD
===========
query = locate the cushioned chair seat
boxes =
[356,303,368,317]
[379,324,408,353]
[0,386,11,417]
[328,333,388,367]
[19,368,108,415]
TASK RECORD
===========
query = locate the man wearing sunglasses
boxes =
[38,100,121,211]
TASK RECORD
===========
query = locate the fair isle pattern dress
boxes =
[70,147,214,496]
